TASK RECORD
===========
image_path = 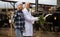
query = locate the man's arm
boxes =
[13,11,18,22]
[23,10,34,22]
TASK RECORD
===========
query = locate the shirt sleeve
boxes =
[23,10,38,23]
[31,15,38,21]
[13,12,17,21]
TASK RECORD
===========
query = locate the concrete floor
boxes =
[0,28,60,37]
[34,31,60,37]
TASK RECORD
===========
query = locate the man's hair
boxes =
[16,2,23,6]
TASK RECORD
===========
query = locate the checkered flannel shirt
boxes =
[13,10,25,31]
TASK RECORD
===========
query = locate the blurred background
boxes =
[0,0,60,37]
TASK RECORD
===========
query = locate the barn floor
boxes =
[0,28,60,37]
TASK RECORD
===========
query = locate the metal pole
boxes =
[13,3,15,12]
[35,0,38,12]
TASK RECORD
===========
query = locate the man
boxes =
[13,3,25,37]
[23,2,38,37]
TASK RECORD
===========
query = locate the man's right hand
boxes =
[35,17,39,21]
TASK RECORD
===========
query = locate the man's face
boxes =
[17,4,23,10]
[25,3,30,9]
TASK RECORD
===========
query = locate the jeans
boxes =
[15,29,23,37]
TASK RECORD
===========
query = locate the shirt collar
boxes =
[24,8,30,12]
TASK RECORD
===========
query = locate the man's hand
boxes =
[35,17,39,21]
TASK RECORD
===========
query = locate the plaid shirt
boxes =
[13,10,25,31]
